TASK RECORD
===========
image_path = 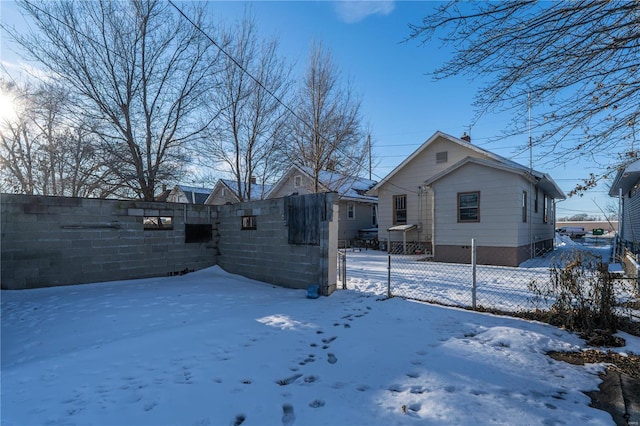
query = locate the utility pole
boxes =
[367,133,372,181]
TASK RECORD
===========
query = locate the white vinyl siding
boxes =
[622,187,640,244]
[375,135,493,242]
[431,163,527,247]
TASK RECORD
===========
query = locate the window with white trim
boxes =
[458,192,479,222]
[347,203,355,220]
[393,195,407,225]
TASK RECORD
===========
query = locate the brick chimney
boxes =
[461,132,471,143]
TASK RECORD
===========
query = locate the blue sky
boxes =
[0,1,617,218]
[203,1,616,219]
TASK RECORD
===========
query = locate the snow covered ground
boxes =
[2,242,639,425]
[345,235,635,314]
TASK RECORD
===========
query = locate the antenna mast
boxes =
[528,92,532,173]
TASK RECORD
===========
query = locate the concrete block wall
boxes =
[216,193,339,295]
[1,192,338,294]
[1,194,216,289]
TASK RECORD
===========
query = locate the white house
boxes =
[205,178,272,206]
[609,158,640,254]
[267,165,378,244]
[166,185,212,205]
[368,131,565,266]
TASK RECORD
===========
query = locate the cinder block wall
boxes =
[1,194,216,289]
[1,193,338,294]
[215,193,339,295]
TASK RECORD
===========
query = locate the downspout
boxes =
[418,186,423,247]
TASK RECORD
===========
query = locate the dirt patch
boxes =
[549,350,640,425]
[548,350,640,379]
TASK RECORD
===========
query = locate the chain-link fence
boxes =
[342,236,639,316]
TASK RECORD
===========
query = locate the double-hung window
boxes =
[347,203,355,220]
[393,195,407,225]
[458,192,479,222]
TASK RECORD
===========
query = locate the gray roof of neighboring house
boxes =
[609,159,640,196]
[176,185,212,204]
[276,165,377,203]
[220,179,273,201]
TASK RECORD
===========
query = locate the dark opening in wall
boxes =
[185,223,213,243]
[241,215,257,230]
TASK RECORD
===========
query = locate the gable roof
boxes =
[172,185,212,204]
[206,178,273,204]
[609,159,640,196]
[268,165,377,203]
[371,130,565,198]
[424,156,566,199]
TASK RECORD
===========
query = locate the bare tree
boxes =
[409,1,640,191]
[285,41,366,193]
[0,80,37,194]
[5,0,220,200]
[198,13,291,201]
[0,78,123,197]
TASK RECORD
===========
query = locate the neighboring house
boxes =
[154,185,171,202]
[609,158,640,253]
[368,131,565,266]
[267,165,378,243]
[204,178,273,205]
[166,185,212,204]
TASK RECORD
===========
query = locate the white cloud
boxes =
[334,1,395,24]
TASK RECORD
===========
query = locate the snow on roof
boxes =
[220,179,273,199]
[371,131,565,199]
[609,158,640,196]
[174,185,213,204]
[298,166,377,202]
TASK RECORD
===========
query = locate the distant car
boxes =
[556,226,586,238]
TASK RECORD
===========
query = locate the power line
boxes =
[168,1,422,195]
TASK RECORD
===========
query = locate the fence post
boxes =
[342,250,347,289]
[471,238,477,310]
[387,255,391,298]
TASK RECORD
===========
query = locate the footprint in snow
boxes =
[309,399,325,408]
[231,414,246,426]
[322,336,337,344]
[327,353,338,364]
[282,403,295,426]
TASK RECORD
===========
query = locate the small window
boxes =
[222,188,226,197]
[143,216,173,230]
[294,175,302,188]
[522,191,528,223]
[534,188,538,213]
[241,215,257,230]
[372,204,378,227]
[436,151,448,164]
[543,194,548,224]
[458,192,479,222]
[185,224,212,243]
[347,203,355,220]
[393,195,407,225]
